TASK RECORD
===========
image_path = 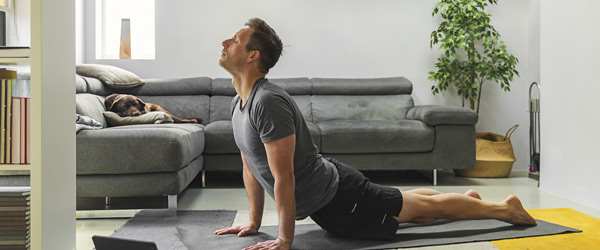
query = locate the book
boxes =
[0,69,18,164]
[5,78,11,164]
[0,220,29,226]
[0,207,28,212]
[0,211,29,217]
[0,196,30,202]
[0,239,29,246]
[0,246,29,250]
[0,187,30,197]
[23,98,29,164]
[0,47,31,58]
[0,79,5,163]
[0,231,29,237]
[0,225,29,232]
[0,201,29,207]
[0,216,29,223]
[10,97,19,164]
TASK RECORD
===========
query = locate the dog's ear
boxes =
[104,94,120,111]
[136,97,146,110]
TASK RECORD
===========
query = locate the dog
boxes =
[104,94,202,124]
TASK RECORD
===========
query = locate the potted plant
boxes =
[429,0,518,115]
[429,0,519,177]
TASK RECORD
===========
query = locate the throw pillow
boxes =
[103,111,174,127]
[76,64,144,89]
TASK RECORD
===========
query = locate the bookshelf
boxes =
[1,0,75,249]
[0,50,32,176]
[0,164,30,171]
[1,4,34,250]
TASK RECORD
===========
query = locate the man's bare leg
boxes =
[406,188,482,200]
[396,192,536,226]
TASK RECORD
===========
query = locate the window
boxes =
[95,0,155,59]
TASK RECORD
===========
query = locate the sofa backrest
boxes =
[129,77,212,124]
[76,75,212,124]
[209,78,313,123]
[310,77,414,122]
[75,75,414,125]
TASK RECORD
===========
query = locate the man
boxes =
[215,18,536,250]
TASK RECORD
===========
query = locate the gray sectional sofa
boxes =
[75,75,477,207]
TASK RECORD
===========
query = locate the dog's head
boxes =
[104,94,147,117]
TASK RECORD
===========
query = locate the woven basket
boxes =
[455,125,518,178]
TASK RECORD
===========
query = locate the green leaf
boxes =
[429,0,517,117]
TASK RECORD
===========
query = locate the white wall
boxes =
[75,0,84,64]
[6,0,30,46]
[539,0,600,210]
[81,0,539,171]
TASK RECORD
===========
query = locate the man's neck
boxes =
[232,70,266,106]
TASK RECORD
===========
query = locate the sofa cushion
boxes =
[76,124,204,175]
[312,95,414,122]
[137,95,210,125]
[211,78,312,96]
[76,75,87,93]
[123,77,212,96]
[292,96,312,122]
[103,111,174,127]
[209,95,312,123]
[209,96,234,122]
[76,93,107,128]
[270,78,312,95]
[204,120,238,154]
[81,76,112,96]
[76,64,144,89]
[306,122,321,152]
[311,77,413,95]
[204,120,321,154]
[317,120,434,153]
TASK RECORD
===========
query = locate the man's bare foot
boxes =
[464,189,481,200]
[503,195,537,225]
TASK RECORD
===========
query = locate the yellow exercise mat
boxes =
[493,208,599,250]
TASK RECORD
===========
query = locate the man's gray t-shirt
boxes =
[231,78,339,219]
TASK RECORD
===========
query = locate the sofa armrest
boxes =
[406,105,478,126]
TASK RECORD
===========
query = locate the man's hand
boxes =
[243,238,291,250]
[213,224,259,237]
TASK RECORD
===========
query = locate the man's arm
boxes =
[263,134,296,246]
[241,153,265,229]
[214,153,265,237]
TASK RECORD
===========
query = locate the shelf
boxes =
[0,164,31,175]
[0,57,31,65]
[0,47,31,58]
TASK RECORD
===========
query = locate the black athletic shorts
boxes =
[310,157,404,240]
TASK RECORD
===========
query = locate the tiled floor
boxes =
[75,171,600,250]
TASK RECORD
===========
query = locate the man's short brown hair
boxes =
[245,18,283,73]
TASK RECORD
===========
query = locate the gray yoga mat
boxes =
[112,209,580,250]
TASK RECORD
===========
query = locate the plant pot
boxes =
[455,125,518,178]
[454,160,514,178]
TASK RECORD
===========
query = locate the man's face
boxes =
[219,27,254,72]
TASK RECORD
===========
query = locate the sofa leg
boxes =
[433,169,438,186]
[167,195,178,209]
[201,170,207,188]
[105,196,111,209]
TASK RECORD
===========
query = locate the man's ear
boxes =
[247,50,261,64]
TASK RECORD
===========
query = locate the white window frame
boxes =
[88,0,156,61]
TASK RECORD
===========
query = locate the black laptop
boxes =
[92,235,158,250]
